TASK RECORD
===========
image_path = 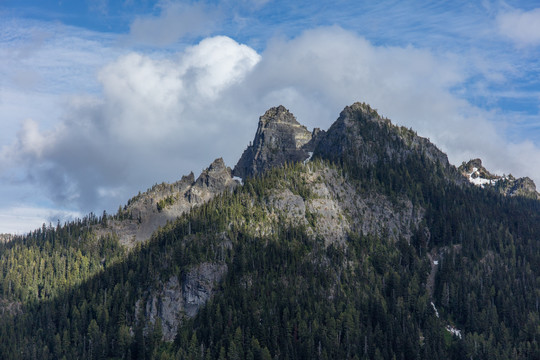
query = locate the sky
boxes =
[1,0,540,234]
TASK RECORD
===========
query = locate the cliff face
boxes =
[136,262,228,341]
[262,165,424,246]
[233,105,324,179]
[506,176,539,199]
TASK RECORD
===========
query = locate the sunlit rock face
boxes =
[233,105,323,179]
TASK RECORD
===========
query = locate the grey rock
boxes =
[186,158,237,203]
[233,106,323,179]
[142,276,183,341]
[315,102,451,171]
[459,158,539,199]
[458,158,498,180]
[96,158,238,248]
[137,262,227,341]
[508,176,538,198]
[266,166,424,246]
[182,263,227,317]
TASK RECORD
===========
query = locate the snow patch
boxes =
[446,325,462,339]
[431,302,439,318]
[433,260,439,265]
[467,167,498,188]
[232,176,243,185]
[303,152,314,165]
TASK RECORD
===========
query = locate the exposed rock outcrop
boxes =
[459,158,539,199]
[182,263,228,317]
[266,166,424,246]
[233,105,324,179]
[137,262,227,341]
[505,176,539,198]
[458,158,499,186]
[186,158,238,203]
[96,158,239,247]
[314,102,452,171]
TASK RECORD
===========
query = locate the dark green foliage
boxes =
[0,221,124,304]
[157,195,176,212]
[0,136,538,359]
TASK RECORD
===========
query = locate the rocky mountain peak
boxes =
[459,158,498,183]
[233,105,324,179]
[193,157,236,191]
[96,158,238,247]
[347,101,384,119]
[459,158,539,199]
[315,102,452,173]
[467,158,484,169]
[259,105,299,126]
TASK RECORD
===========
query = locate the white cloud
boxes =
[238,27,540,183]
[1,35,261,216]
[3,26,540,233]
[128,1,221,46]
[179,36,263,99]
[497,8,540,46]
[0,206,81,235]
[97,36,260,143]
[13,119,53,158]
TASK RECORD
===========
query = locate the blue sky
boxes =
[1,0,540,233]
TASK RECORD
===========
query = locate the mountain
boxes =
[95,158,239,247]
[0,102,538,359]
[459,158,539,199]
[233,105,323,179]
[315,102,452,172]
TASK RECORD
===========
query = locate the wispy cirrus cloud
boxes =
[128,1,222,46]
[497,7,540,46]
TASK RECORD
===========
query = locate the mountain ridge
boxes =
[0,101,538,359]
[459,158,539,199]
[94,157,239,247]
[89,102,540,351]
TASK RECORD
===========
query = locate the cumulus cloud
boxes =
[497,8,540,46]
[1,35,261,214]
[3,26,540,233]
[238,27,540,180]
[129,1,221,46]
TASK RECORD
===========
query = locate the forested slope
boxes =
[0,103,538,359]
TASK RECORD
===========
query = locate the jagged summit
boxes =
[259,105,301,126]
[193,158,233,189]
[315,102,453,173]
[458,158,498,186]
[98,103,539,248]
[97,158,238,247]
[4,101,540,358]
[187,158,237,203]
[459,158,539,199]
[233,105,324,179]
